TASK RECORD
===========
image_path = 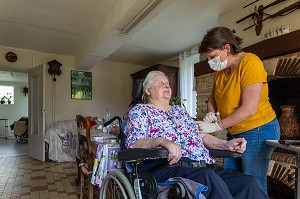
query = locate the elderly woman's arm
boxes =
[200,133,247,153]
[133,137,182,165]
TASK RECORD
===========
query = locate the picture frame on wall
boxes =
[71,70,92,100]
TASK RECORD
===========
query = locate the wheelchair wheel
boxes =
[100,170,136,199]
[168,182,186,199]
[139,172,158,199]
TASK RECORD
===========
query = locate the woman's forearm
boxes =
[133,137,164,148]
[220,107,253,129]
[200,133,229,150]
[207,89,217,112]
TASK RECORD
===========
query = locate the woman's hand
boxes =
[161,138,182,165]
[133,137,182,165]
[227,138,247,153]
[196,121,222,133]
[203,112,220,123]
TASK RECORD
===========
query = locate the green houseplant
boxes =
[1,96,7,104]
[170,96,186,108]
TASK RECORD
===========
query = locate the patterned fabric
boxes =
[44,120,77,162]
[158,177,207,199]
[44,120,105,162]
[125,104,215,164]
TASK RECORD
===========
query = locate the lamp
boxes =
[120,0,164,36]
[48,60,62,82]
[23,86,28,96]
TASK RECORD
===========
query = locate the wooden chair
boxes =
[76,115,95,199]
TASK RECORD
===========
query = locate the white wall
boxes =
[0,47,146,129]
[0,81,28,137]
[43,59,146,128]
[220,0,300,47]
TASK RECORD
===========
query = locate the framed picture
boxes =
[71,70,92,100]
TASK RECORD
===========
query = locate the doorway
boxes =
[0,69,28,157]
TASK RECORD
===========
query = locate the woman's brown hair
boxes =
[199,27,243,55]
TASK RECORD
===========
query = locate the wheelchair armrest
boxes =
[118,147,168,162]
[209,149,243,158]
[118,148,242,163]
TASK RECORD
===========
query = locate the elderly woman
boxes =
[125,70,268,199]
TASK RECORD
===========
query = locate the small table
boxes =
[267,140,300,199]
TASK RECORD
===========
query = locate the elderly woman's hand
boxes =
[227,138,247,153]
[161,138,182,165]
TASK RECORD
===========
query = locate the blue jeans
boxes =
[223,118,280,194]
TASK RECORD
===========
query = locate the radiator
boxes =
[0,119,8,139]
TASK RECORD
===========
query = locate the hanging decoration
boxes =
[23,86,28,96]
[48,60,62,82]
[236,0,300,35]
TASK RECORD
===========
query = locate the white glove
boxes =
[203,112,220,123]
[196,121,222,133]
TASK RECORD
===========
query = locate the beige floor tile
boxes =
[0,140,80,199]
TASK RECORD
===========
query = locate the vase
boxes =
[279,105,300,140]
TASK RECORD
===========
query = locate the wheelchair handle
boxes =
[103,116,122,127]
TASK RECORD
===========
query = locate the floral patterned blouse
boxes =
[125,104,215,164]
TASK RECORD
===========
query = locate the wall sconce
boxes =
[48,60,62,82]
[23,86,28,96]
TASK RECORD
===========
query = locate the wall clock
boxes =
[5,52,18,62]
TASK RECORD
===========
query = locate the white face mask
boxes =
[208,50,228,71]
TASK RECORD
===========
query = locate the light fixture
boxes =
[120,0,164,36]
[48,60,62,82]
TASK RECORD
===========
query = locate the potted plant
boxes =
[169,96,186,108]
[7,96,12,104]
[1,96,7,104]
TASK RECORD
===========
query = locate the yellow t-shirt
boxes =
[214,53,276,135]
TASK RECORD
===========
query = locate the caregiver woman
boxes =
[197,26,280,194]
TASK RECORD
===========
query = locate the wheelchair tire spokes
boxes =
[99,170,135,199]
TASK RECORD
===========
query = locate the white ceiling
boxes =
[0,0,245,70]
[0,70,27,83]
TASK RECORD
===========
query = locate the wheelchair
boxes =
[99,116,242,199]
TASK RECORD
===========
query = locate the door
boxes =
[28,64,46,161]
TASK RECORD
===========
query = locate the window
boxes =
[0,85,14,104]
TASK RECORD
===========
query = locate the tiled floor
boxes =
[0,139,28,157]
[0,139,80,199]
[0,139,294,199]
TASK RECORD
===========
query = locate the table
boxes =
[267,140,300,199]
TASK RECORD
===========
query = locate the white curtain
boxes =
[179,45,200,118]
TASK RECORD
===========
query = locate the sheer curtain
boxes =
[179,45,200,118]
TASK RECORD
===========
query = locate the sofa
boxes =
[44,120,78,162]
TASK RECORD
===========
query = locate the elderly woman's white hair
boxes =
[142,70,169,102]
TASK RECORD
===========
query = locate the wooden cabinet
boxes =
[131,64,179,96]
